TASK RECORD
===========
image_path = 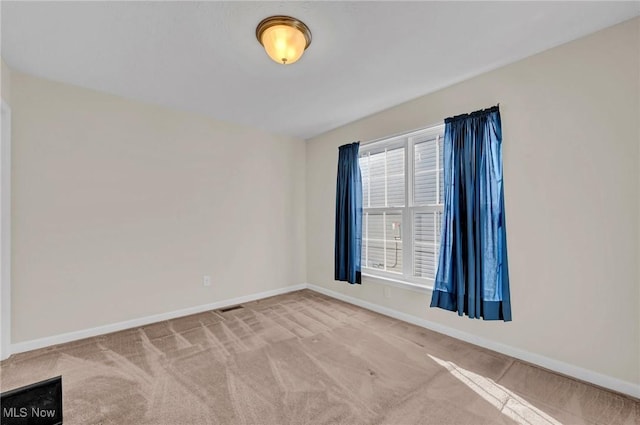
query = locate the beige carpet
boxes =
[1,289,637,425]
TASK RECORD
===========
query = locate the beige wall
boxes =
[1,59,11,104]
[306,18,640,386]
[11,72,306,342]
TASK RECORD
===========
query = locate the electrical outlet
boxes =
[203,275,211,287]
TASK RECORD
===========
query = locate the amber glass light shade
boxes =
[256,16,312,65]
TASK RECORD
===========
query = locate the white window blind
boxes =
[414,210,442,279]
[361,211,403,273]
[359,124,444,286]
[360,146,405,274]
[361,147,405,208]
[414,135,444,206]
[412,131,444,280]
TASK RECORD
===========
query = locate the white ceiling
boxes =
[2,1,638,139]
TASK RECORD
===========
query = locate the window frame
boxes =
[359,123,445,289]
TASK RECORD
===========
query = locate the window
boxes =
[359,124,444,286]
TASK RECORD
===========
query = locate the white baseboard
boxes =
[9,284,307,356]
[306,283,640,399]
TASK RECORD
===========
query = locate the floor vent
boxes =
[219,305,244,313]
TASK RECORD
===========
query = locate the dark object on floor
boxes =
[218,304,244,313]
[0,376,63,425]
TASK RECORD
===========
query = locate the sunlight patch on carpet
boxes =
[428,354,562,425]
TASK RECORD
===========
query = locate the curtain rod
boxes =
[360,103,500,147]
[445,104,500,123]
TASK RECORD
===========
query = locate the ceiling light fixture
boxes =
[256,15,312,65]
